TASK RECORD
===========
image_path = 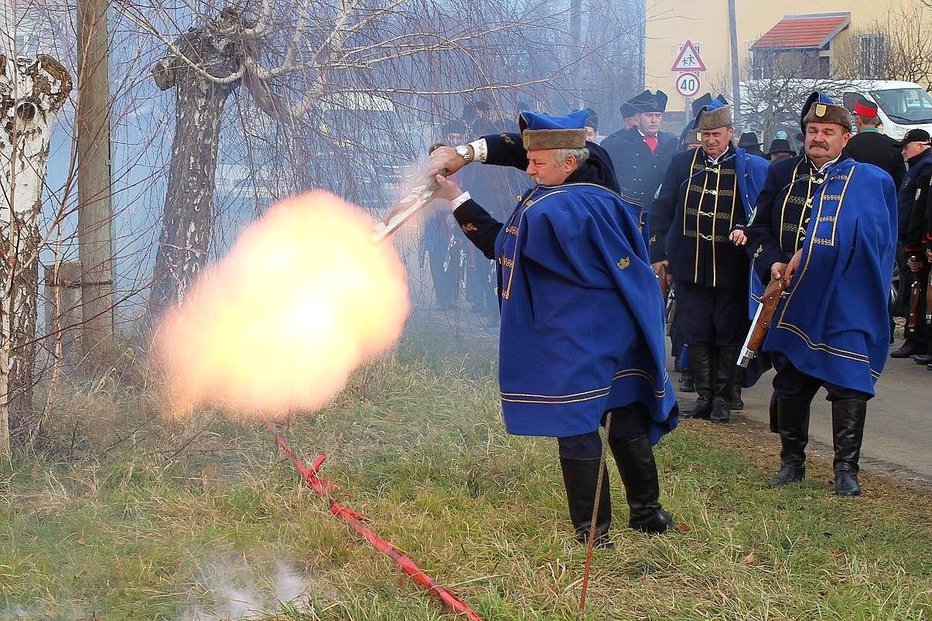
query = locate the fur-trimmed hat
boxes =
[800,91,852,131]
[627,89,668,114]
[519,109,588,151]
[692,98,732,131]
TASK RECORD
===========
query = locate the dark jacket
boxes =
[903,153,932,255]
[601,127,678,208]
[844,130,905,189]
[899,148,932,242]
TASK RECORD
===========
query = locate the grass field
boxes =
[1,335,930,620]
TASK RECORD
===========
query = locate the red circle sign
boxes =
[675,72,701,97]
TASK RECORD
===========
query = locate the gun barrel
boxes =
[738,301,765,368]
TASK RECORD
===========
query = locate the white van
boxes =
[741,79,932,143]
[837,80,932,140]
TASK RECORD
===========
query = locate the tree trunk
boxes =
[0,55,72,456]
[147,12,244,325]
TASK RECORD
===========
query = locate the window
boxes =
[752,51,779,80]
[858,33,886,78]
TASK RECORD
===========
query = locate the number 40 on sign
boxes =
[675,72,701,98]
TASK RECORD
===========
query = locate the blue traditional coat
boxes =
[751,158,897,395]
[493,182,678,442]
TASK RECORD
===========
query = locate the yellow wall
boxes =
[644,0,921,114]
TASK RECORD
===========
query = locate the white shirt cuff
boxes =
[468,139,488,163]
[450,191,471,210]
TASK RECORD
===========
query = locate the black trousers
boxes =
[675,280,749,347]
[903,261,930,349]
[557,403,651,459]
[771,353,872,403]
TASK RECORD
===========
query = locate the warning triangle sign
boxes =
[671,40,706,72]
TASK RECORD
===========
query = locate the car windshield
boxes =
[870,87,932,124]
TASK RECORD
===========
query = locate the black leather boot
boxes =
[684,345,713,419]
[610,435,675,534]
[731,364,746,410]
[558,457,613,546]
[890,340,920,358]
[832,399,867,497]
[769,399,811,487]
[711,345,740,422]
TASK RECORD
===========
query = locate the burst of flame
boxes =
[151,190,410,419]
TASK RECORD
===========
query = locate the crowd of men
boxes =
[422,86,924,545]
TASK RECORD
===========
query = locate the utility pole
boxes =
[727,0,742,124]
[570,0,582,108]
[76,0,115,355]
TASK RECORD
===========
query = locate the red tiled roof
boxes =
[751,13,850,50]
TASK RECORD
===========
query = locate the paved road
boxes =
[675,351,931,485]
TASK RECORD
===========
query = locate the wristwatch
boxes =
[454,144,473,164]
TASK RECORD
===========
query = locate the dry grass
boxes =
[1,340,930,620]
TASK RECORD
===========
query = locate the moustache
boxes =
[810,141,829,150]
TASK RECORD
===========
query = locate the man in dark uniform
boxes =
[602,90,679,217]
[738,132,766,158]
[845,98,905,188]
[746,92,897,496]
[428,110,679,544]
[650,99,769,423]
[897,129,932,365]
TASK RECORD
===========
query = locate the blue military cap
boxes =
[518,109,588,150]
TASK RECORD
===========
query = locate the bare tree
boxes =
[833,5,932,90]
[125,0,597,324]
[0,55,72,457]
[710,51,857,147]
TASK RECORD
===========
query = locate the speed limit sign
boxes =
[675,72,701,97]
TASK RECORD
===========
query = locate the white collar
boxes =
[811,155,841,173]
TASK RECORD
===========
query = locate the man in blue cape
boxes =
[429,109,679,544]
[649,97,769,423]
[746,92,897,496]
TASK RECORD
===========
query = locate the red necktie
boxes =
[644,135,658,153]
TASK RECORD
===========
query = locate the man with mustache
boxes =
[428,110,679,545]
[745,92,897,496]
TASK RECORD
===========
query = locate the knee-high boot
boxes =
[769,398,811,487]
[832,399,867,496]
[685,345,714,419]
[609,435,674,534]
[558,458,612,546]
[712,345,740,422]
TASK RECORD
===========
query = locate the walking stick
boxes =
[577,411,612,619]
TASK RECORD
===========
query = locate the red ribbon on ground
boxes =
[268,423,484,620]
